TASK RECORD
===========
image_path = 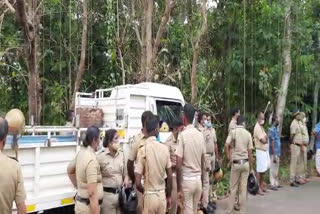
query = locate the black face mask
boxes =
[275,121,279,127]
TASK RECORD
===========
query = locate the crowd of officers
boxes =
[0,104,315,214]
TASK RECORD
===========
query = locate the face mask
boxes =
[275,121,279,127]
[303,118,307,123]
[260,120,265,125]
[204,121,212,128]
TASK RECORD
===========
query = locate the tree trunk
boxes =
[276,1,292,134]
[16,0,42,125]
[310,82,319,150]
[70,0,88,110]
[190,0,207,104]
[144,0,153,81]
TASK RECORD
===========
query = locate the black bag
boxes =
[119,186,137,214]
[247,173,259,195]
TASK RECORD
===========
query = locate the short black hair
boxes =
[256,111,264,119]
[66,110,74,122]
[183,104,195,124]
[141,111,154,128]
[146,115,160,134]
[83,126,100,147]
[0,117,8,141]
[230,107,240,117]
[237,115,245,125]
[198,112,206,123]
[103,129,118,147]
[172,116,183,128]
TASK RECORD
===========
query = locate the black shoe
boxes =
[277,185,283,188]
[290,182,299,187]
[270,186,278,191]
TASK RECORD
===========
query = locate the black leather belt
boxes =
[103,187,120,194]
[206,152,214,155]
[293,143,301,147]
[75,195,103,205]
[233,159,248,164]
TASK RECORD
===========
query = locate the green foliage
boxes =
[0,0,318,137]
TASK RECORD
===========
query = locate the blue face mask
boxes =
[204,121,212,128]
[156,133,161,142]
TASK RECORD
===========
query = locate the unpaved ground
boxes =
[215,177,320,214]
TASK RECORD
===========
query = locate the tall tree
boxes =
[70,0,88,110]
[190,0,207,104]
[16,0,42,124]
[276,0,292,134]
[133,0,174,81]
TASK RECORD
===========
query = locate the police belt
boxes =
[292,143,301,147]
[206,152,214,155]
[75,195,103,205]
[103,187,121,194]
[233,159,248,164]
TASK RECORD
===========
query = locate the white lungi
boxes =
[316,149,320,175]
[256,149,270,173]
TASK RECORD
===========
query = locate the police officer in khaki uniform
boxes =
[197,112,218,211]
[67,126,104,214]
[228,107,240,210]
[176,104,206,214]
[97,129,129,214]
[127,111,153,214]
[229,107,240,133]
[164,117,184,214]
[290,110,303,187]
[225,115,254,214]
[297,112,309,183]
[0,118,26,214]
[135,115,173,214]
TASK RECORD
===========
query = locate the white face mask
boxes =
[260,120,265,125]
[303,118,307,123]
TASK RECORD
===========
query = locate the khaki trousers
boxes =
[182,179,202,214]
[227,162,249,214]
[168,174,178,214]
[203,170,210,209]
[75,201,90,214]
[101,192,121,214]
[137,187,144,214]
[143,191,166,214]
[269,155,280,187]
[290,144,301,183]
[297,146,307,179]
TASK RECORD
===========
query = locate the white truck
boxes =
[4,82,185,213]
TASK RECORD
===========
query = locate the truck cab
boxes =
[75,82,185,156]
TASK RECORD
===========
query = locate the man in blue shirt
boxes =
[269,115,281,190]
[313,122,320,176]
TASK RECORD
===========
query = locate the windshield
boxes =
[156,100,183,130]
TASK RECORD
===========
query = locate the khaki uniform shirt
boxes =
[97,148,126,188]
[226,125,253,160]
[300,122,309,144]
[135,137,172,191]
[253,122,268,151]
[203,128,217,155]
[290,119,303,145]
[175,124,206,177]
[68,146,103,199]
[164,133,178,171]
[0,151,26,213]
[128,132,146,161]
[228,118,237,133]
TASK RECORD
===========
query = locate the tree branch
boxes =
[152,0,174,62]
[131,0,143,47]
[4,0,15,13]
